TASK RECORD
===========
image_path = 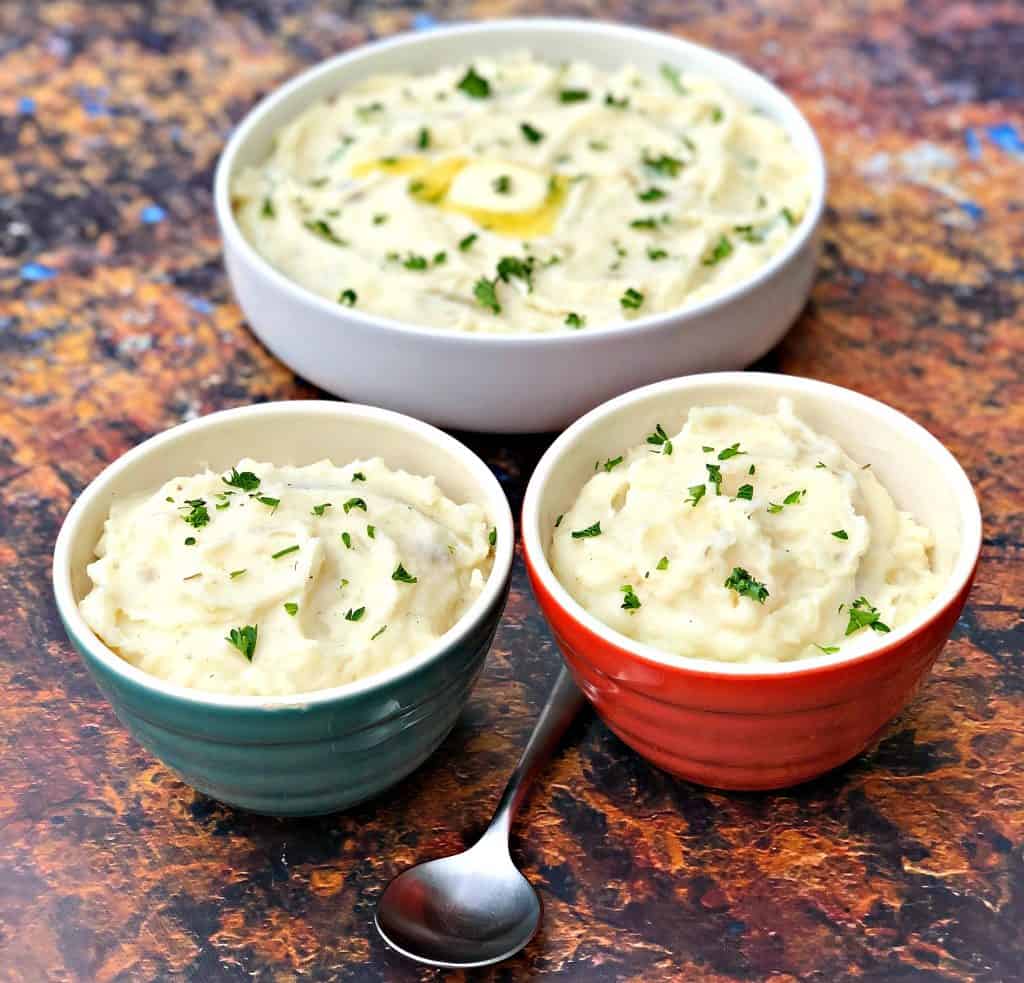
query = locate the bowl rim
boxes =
[52,400,515,710]
[521,371,982,679]
[213,16,827,347]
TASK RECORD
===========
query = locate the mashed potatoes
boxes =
[232,51,810,334]
[550,401,940,663]
[80,458,494,696]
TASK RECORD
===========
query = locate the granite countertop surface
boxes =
[0,1,1022,980]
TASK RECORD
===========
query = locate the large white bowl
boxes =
[214,19,827,433]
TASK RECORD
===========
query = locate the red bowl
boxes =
[522,373,982,790]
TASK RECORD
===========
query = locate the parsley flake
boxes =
[646,424,673,455]
[417,126,430,149]
[284,602,298,616]
[520,122,545,143]
[402,254,429,271]
[647,247,668,261]
[832,529,849,540]
[261,197,275,218]
[565,312,585,329]
[660,63,686,93]
[638,187,667,202]
[736,483,754,500]
[338,288,357,306]
[312,503,332,517]
[474,278,501,314]
[783,489,806,505]
[643,152,684,177]
[815,644,840,655]
[304,219,346,245]
[184,536,196,546]
[620,287,644,310]
[488,527,497,547]
[602,456,624,472]
[371,625,388,640]
[845,597,891,636]
[226,625,258,661]
[686,484,706,507]
[459,233,478,252]
[555,514,564,528]
[457,67,491,99]
[343,497,367,513]
[717,442,746,460]
[493,175,512,194]
[782,207,797,226]
[181,498,210,529]
[706,463,723,495]
[392,563,418,584]
[352,472,366,482]
[256,495,280,510]
[559,88,590,103]
[271,544,300,559]
[222,468,261,492]
[229,569,246,579]
[656,556,670,571]
[341,532,352,549]
[571,521,602,539]
[367,524,376,539]
[345,607,365,622]
[703,235,733,265]
[724,567,769,604]
[604,93,629,109]
[620,584,642,612]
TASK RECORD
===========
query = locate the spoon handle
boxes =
[488,664,586,838]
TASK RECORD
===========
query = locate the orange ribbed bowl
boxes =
[522,373,982,790]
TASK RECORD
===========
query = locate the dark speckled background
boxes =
[1,1,1022,980]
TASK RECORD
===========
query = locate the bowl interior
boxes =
[57,402,513,702]
[524,373,980,672]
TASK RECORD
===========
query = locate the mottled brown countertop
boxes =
[1,1,1022,980]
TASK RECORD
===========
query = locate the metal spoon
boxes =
[375,665,585,969]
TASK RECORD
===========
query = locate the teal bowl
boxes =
[53,402,514,816]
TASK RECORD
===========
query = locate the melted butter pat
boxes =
[350,156,568,238]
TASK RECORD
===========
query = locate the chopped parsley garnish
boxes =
[457,67,491,99]
[417,126,430,149]
[782,207,797,226]
[724,567,769,604]
[339,578,349,589]
[845,597,890,636]
[718,443,746,460]
[604,93,629,109]
[706,463,723,495]
[559,88,590,103]
[223,468,260,492]
[341,531,352,549]
[703,235,733,265]
[256,495,280,510]
[620,584,641,612]
[815,644,840,655]
[767,502,784,514]
[371,625,388,641]
[367,524,376,539]
[372,213,389,225]
[520,122,545,143]
[261,197,275,218]
[601,456,624,472]
[702,445,715,453]
[229,569,246,579]
[493,175,512,194]
[181,499,210,529]
[638,187,667,202]
[832,529,849,540]
[660,63,686,93]
[497,255,535,290]
[656,556,670,571]
[647,247,668,261]
[710,106,724,123]
[345,607,365,622]
[226,625,258,661]
[736,483,754,500]
[565,312,585,329]
[589,139,609,152]
[783,489,806,505]
[184,536,196,546]
[571,521,602,539]
[816,461,827,469]
[352,472,366,482]
[215,500,229,510]
[343,497,367,513]
[459,233,478,251]
[646,424,673,455]
[686,484,706,507]
[488,526,497,547]
[474,278,501,314]
[338,288,357,306]
[734,224,764,244]
[284,602,298,616]
[271,544,300,559]
[312,503,332,516]
[620,287,644,310]
[304,219,346,245]
[392,563,417,584]
[355,101,384,121]
[555,513,564,527]
[630,217,659,230]
[402,253,429,271]
[748,464,756,475]
[433,251,447,265]
[643,152,684,177]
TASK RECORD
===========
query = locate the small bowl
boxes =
[53,402,514,816]
[522,373,981,790]
[214,19,826,433]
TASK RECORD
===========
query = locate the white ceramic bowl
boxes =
[52,402,515,815]
[521,373,982,789]
[214,19,826,433]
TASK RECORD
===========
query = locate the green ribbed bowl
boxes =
[53,402,514,816]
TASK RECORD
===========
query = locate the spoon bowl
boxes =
[375,836,541,969]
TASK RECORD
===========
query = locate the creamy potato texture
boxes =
[80,458,494,696]
[232,52,811,334]
[550,401,941,663]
